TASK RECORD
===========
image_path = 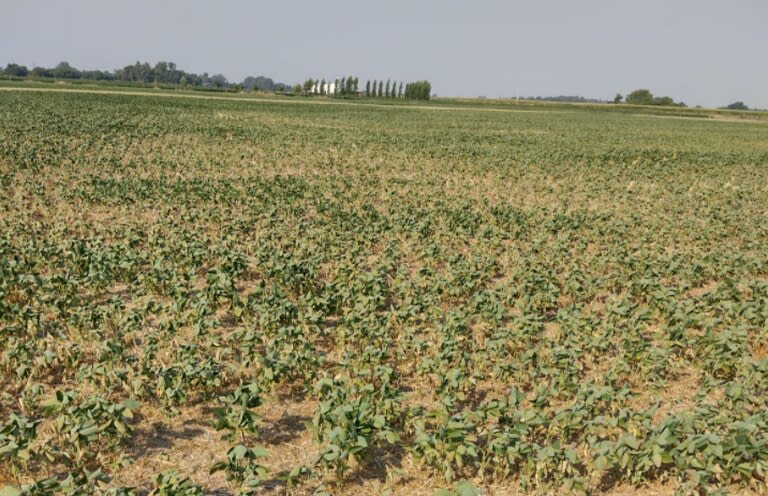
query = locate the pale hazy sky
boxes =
[3,0,767,108]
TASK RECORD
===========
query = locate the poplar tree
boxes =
[365,80,371,97]
[404,81,431,100]
[345,76,354,95]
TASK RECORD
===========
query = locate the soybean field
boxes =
[2,87,768,495]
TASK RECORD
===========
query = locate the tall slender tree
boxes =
[404,81,431,100]
[345,76,353,95]
[365,80,371,97]
[398,82,403,99]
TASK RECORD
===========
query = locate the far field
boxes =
[1,85,768,495]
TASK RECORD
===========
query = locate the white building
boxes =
[312,80,337,96]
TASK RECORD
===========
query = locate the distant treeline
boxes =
[537,92,762,110]
[529,91,687,106]
[526,95,606,104]
[303,76,432,100]
[8,61,754,109]
[1,61,291,92]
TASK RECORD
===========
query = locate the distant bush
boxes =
[724,101,749,110]
[626,89,683,107]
